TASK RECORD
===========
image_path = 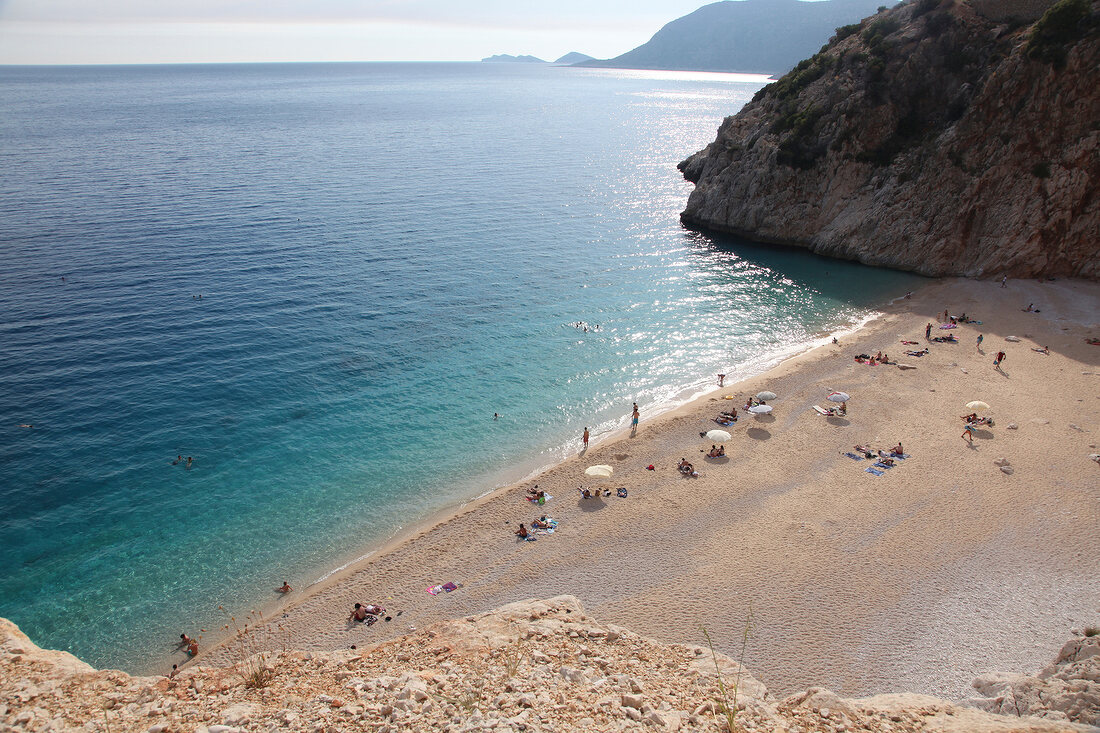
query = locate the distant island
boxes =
[480,54,547,63]
[576,0,896,74]
[553,52,595,65]
[480,52,595,65]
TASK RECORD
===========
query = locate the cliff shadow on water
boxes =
[680,227,927,310]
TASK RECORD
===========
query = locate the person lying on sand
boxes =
[678,459,698,476]
[876,454,896,467]
[1032,346,1050,354]
[905,348,929,356]
[961,413,978,423]
[525,485,541,499]
[854,445,875,459]
[531,516,552,529]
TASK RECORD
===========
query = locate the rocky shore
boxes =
[679,0,1099,279]
[3,597,1098,732]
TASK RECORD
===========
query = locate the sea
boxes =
[0,62,922,674]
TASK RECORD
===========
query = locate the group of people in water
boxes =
[170,455,193,469]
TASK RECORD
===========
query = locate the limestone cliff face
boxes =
[679,0,1100,279]
[2,599,1097,731]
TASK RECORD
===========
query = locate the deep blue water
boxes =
[0,62,920,672]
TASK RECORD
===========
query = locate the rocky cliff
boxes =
[679,0,1100,279]
[3,597,1098,732]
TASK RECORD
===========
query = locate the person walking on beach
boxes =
[1001,275,1007,288]
[976,334,983,352]
[961,422,976,442]
[582,427,589,450]
[994,350,1006,369]
[717,374,725,387]
[631,403,639,435]
[925,322,932,339]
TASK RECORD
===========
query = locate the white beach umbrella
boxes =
[748,404,772,414]
[706,429,732,442]
[966,400,990,411]
[584,465,613,478]
[827,392,850,403]
[756,391,777,401]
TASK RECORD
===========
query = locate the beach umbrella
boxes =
[966,400,990,411]
[827,392,850,403]
[748,404,772,414]
[706,429,732,442]
[584,465,613,478]
[756,391,778,401]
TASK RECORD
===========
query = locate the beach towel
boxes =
[940,323,956,329]
[442,582,459,592]
[873,461,894,470]
[427,585,444,596]
[617,487,628,498]
[843,452,865,461]
[890,453,910,459]
[865,467,885,476]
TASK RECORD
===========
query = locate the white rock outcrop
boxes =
[1,598,1095,731]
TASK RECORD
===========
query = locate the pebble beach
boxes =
[201,276,1100,700]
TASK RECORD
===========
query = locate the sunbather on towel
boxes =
[854,444,875,459]
[515,523,529,539]
[531,517,551,529]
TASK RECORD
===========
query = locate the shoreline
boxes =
[198,276,1100,700]
[179,300,889,664]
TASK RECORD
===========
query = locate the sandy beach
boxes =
[202,276,1100,700]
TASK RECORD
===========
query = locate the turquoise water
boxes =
[0,62,921,672]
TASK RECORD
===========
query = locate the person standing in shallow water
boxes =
[925,322,932,339]
[582,427,589,450]
[631,403,639,435]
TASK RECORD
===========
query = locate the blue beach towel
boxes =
[865,467,885,476]
[873,461,894,470]
[843,452,865,461]
[890,453,910,459]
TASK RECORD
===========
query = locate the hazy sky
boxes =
[0,0,735,65]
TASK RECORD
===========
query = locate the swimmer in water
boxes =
[171,455,181,465]
[19,424,34,428]
[186,457,193,469]
[277,581,292,593]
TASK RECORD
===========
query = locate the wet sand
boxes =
[201,277,1100,699]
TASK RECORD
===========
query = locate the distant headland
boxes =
[576,0,897,74]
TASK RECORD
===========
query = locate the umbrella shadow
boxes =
[746,427,771,441]
[973,429,995,440]
[577,496,607,512]
[703,455,730,464]
[753,413,776,424]
[826,416,851,427]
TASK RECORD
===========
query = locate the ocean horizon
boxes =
[0,61,922,673]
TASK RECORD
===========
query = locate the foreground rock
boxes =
[3,598,1095,731]
[679,0,1099,279]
